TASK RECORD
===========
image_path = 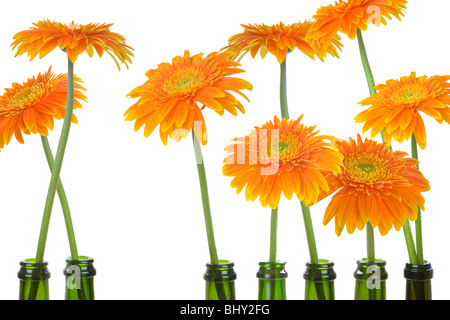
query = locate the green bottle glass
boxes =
[404,261,433,300]
[18,258,51,300]
[303,259,336,300]
[63,256,96,300]
[354,258,388,300]
[204,259,236,300]
[256,261,287,300]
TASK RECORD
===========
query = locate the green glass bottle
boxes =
[354,258,388,300]
[404,261,432,300]
[256,261,287,300]
[204,259,236,300]
[63,256,96,300]
[18,258,51,300]
[303,259,336,300]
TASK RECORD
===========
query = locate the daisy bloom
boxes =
[307,0,407,56]
[124,50,253,145]
[0,67,87,149]
[223,115,343,209]
[224,21,343,64]
[320,134,430,236]
[355,72,450,150]
[11,20,134,69]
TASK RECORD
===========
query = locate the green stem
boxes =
[301,202,319,264]
[280,56,326,299]
[280,58,290,120]
[192,131,219,265]
[35,55,75,263]
[411,134,424,264]
[356,28,376,97]
[403,218,419,264]
[269,207,278,263]
[302,201,326,300]
[411,134,419,166]
[40,135,79,260]
[280,57,320,263]
[366,222,377,300]
[357,27,419,264]
[366,222,375,264]
[193,132,227,300]
[267,58,287,266]
[357,28,388,145]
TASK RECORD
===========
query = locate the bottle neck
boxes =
[18,258,51,281]
[63,256,96,278]
[303,259,336,282]
[404,261,433,281]
[256,261,288,280]
[354,258,388,281]
[204,260,236,282]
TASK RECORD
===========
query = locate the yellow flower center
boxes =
[357,163,374,174]
[176,78,191,89]
[402,92,415,100]
[389,83,433,107]
[163,67,206,97]
[345,152,386,184]
[5,82,46,114]
[263,132,303,164]
[278,142,290,152]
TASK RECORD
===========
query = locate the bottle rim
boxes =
[356,258,386,267]
[63,256,96,277]
[404,261,433,280]
[305,259,334,268]
[304,259,336,281]
[65,255,94,265]
[354,258,388,281]
[204,259,237,282]
[258,260,287,267]
[19,258,49,268]
[205,259,235,269]
[18,258,51,281]
[256,260,288,279]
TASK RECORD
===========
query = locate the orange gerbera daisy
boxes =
[224,21,343,64]
[307,0,407,55]
[0,67,87,149]
[223,115,343,209]
[355,72,450,150]
[319,134,430,236]
[11,20,134,69]
[124,50,253,145]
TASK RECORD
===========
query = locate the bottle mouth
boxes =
[357,258,387,267]
[304,259,336,281]
[204,260,237,282]
[258,260,287,267]
[19,258,49,268]
[256,261,288,279]
[354,258,388,281]
[18,259,51,281]
[65,256,94,265]
[404,261,433,280]
[205,259,235,268]
[64,256,96,277]
[404,261,432,268]
[305,259,334,268]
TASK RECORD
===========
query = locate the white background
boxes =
[0,0,449,300]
